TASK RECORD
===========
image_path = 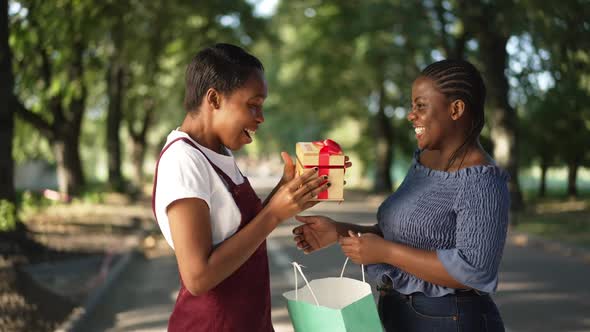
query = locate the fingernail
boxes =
[314,167,319,172]
[327,182,331,187]
[323,175,328,180]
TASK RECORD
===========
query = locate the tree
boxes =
[267,0,435,192]
[453,0,525,210]
[104,1,129,192]
[121,0,266,191]
[11,0,105,197]
[519,94,561,198]
[519,0,590,197]
[1,0,17,230]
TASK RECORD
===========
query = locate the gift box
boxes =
[296,139,345,201]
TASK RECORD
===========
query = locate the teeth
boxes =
[415,127,425,135]
[245,129,256,137]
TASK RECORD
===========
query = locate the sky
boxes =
[248,0,279,17]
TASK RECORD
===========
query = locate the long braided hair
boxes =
[420,59,487,170]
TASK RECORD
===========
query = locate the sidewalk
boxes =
[77,191,590,332]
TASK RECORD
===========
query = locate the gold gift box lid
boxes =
[295,141,345,167]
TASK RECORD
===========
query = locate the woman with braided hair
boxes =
[293,59,508,331]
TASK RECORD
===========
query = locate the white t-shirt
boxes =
[154,129,244,249]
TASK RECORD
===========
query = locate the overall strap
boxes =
[151,137,237,219]
[176,138,238,189]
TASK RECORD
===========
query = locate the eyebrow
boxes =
[413,96,426,102]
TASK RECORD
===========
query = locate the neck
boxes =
[179,111,225,154]
[442,139,479,171]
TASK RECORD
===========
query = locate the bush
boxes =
[0,200,17,232]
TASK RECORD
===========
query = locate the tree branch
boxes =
[26,3,53,87]
[434,0,451,58]
[14,100,54,140]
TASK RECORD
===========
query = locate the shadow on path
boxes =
[79,190,590,332]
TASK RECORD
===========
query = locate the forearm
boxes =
[335,222,381,237]
[382,242,467,289]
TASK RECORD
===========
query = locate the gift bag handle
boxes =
[292,262,320,306]
[339,257,365,283]
[339,232,365,283]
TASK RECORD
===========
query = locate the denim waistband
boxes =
[376,275,486,298]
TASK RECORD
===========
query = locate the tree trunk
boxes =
[130,137,146,188]
[10,4,88,199]
[567,159,578,198]
[57,36,86,197]
[51,76,86,198]
[435,0,467,60]
[128,100,154,191]
[0,0,15,205]
[52,131,84,199]
[106,60,125,192]
[372,82,394,193]
[539,160,547,198]
[478,33,524,212]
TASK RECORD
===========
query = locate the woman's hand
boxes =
[339,230,389,265]
[279,153,352,186]
[264,167,330,222]
[292,215,340,253]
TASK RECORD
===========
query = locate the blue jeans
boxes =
[377,289,505,332]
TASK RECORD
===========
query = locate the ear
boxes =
[205,88,221,110]
[450,99,466,120]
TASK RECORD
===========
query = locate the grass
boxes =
[513,197,590,249]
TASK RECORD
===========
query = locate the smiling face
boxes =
[213,69,267,151]
[408,76,455,150]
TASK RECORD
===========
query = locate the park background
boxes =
[1,0,589,331]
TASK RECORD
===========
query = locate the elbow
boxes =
[184,279,209,297]
[183,274,212,297]
[447,277,469,290]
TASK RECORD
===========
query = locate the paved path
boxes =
[79,193,590,332]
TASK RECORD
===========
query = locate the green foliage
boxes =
[77,181,107,204]
[72,191,105,204]
[518,0,590,169]
[16,186,106,220]
[12,118,54,164]
[0,200,17,232]
[7,0,590,199]
[17,190,54,219]
[515,203,590,248]
[259,0,438,175]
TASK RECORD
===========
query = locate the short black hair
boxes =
[183,43,264,112]
[420,59,487,169]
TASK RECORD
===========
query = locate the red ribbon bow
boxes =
[312,139,342,155]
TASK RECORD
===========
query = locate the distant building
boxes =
[14,160,58,191]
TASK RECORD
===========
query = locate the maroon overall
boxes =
[152,137,273,332]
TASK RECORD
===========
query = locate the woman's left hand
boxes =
[339,230,388,265]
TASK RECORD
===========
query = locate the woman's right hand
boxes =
[292,215,339,253]
[264,168,330,222]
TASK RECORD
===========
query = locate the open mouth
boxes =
[414,126,425,136]
[244,128,256,139]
